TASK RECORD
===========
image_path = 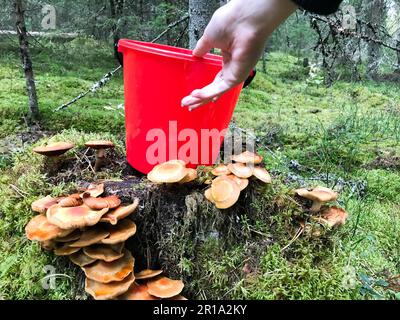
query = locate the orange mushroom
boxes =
[118,283,159,300]
[227,175,249,191]
[54,244,80,256]
[134,269,163,280]
[295,186,338,212]
[85,140,115,172]
[33,142,75,157]
[69,227,110,248]
[227,163,254,179]
[253,167,272,183]
[82,194,121,211]
[147,276,184,299]
[101,219,137,245]
[83,244,125,262]
[317,206,348,228]
[147,160,188,183]
[85,272,135,300]
[210,176,241,209]
[211,164,231,176]
[81,183,104,198]
[31,196,62,214]
[100,199,139,225]
[83,249,134,283]
[69,251,97,267]
[179,168,198,184]
[25,214,73,242]
[58,195,83,208]
[231,151,263,164]
[55,229,82,243]
[47,204,109,229]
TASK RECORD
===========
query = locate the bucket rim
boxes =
[118,39,223,66]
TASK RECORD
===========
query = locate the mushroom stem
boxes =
[94,149,106,172]
[310,201,323,213]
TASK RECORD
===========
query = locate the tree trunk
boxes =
[188,0,219,49]
[14,0,39,121]
[364,0,386,78]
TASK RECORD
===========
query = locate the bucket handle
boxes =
[114,39,256,88]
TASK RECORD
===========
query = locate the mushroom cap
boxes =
[40,240,56,251]
[81,183,104,198]
[118,283,159,300]
[211,164,231,176]
[318,206,348,228]
[55,229,82,243]
[33,142,75,157]
[54,244,80,256]
[227,163,254,179]
[204,188,215,204]
[179,168,198,184]
[231,151,263,164]
[147,277,184,299]
[210,176,241,209]
[83,244,125,262]
[134,269,163,280]
[83,249,134,283]
[85,272,135,300]
[85,140,115,150]
[147,160,188,183]
[101,219,137,245]
[69,227,110,248]
[295,186,338,203]
[82,194,121,211]
[31,196,61,214]
[58,196,83,208]
[47,204,109,229]
[253,167,272,183]
[227,175,249,191]
[69,251,97,267]
[169,295,188,300]
[100,199,139,225]
[25,214,73,242]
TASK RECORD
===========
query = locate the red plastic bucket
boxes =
[118,40,243,174]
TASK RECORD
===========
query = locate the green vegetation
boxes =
[0,39,399,300]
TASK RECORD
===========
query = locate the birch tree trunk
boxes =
[188,0,219,49]
[14,0,39,120]
[364,0,386,78]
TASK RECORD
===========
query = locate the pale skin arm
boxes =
[181,0,298,111]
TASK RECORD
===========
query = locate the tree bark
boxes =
[364,0,386,78]
[188,0,219,49]
[14,0,39,120]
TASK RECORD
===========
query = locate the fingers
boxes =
[181,71,233,110]
[193,36,214,57]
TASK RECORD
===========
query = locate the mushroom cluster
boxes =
[205,151,272,209]
[25,183,145,300]
[295,186,349,229]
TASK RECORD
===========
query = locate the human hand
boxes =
[181,0,297,111]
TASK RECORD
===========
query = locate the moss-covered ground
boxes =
[0,38,399,300]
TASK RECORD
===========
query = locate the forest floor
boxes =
[0,38,399,300]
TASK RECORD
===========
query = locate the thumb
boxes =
[193,36,213,57]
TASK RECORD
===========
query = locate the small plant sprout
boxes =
[85,140,115,172]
